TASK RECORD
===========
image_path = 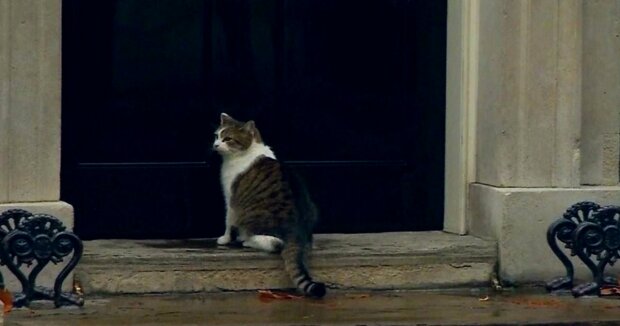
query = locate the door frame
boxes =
[443,0,479,234]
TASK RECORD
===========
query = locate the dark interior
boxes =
[61,0,447,239]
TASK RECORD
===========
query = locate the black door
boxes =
[62,0,447,240]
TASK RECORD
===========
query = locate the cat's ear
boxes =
[220,113,235,126]
[243,120,263,142]
[242,120,256,132]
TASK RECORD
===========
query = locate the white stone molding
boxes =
[0,0,62,203]
[444,0,479,234]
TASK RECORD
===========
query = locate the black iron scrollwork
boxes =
[545,201,600,292]
[571,206,620,297]
[0,209,84,307]
[546,203,620,297]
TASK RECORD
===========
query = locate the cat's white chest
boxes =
[220,143,276,206]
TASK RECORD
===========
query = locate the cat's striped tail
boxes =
[281,236,326,298]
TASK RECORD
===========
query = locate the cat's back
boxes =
[230,155,294,212]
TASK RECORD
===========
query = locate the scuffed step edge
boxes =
[76,261,494,294]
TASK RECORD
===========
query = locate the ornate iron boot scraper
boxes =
[546,202,620,297]
[570,206,620,296]
[546,202,600,292]
[0,209,84,307]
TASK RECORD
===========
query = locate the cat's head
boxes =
[213,113,263,156]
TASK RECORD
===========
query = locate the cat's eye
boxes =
[222,137,232,142]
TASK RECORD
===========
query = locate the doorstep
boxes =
[75,231,496,294]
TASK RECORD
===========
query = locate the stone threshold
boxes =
[75,231,497,294]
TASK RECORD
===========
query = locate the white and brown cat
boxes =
[213,113,325,298]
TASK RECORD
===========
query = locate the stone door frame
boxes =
[444,0,479,234]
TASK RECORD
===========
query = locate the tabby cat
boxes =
[213,113,326,298]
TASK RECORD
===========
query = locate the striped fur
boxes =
[213,113,326,298]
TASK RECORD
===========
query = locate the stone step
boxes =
[75,231,497,294]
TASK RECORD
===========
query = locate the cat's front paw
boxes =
[217,235,231,245]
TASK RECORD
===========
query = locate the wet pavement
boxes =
[4,288,620,325]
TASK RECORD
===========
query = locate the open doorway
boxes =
[61,0,447,239]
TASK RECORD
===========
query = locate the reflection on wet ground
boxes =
[6,288,620,325]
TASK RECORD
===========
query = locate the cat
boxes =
[213,113,326,298]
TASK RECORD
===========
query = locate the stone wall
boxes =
[0,0,62,202]
[581,0,620,185]
[468,0,620,283]
[0,0,73,291]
